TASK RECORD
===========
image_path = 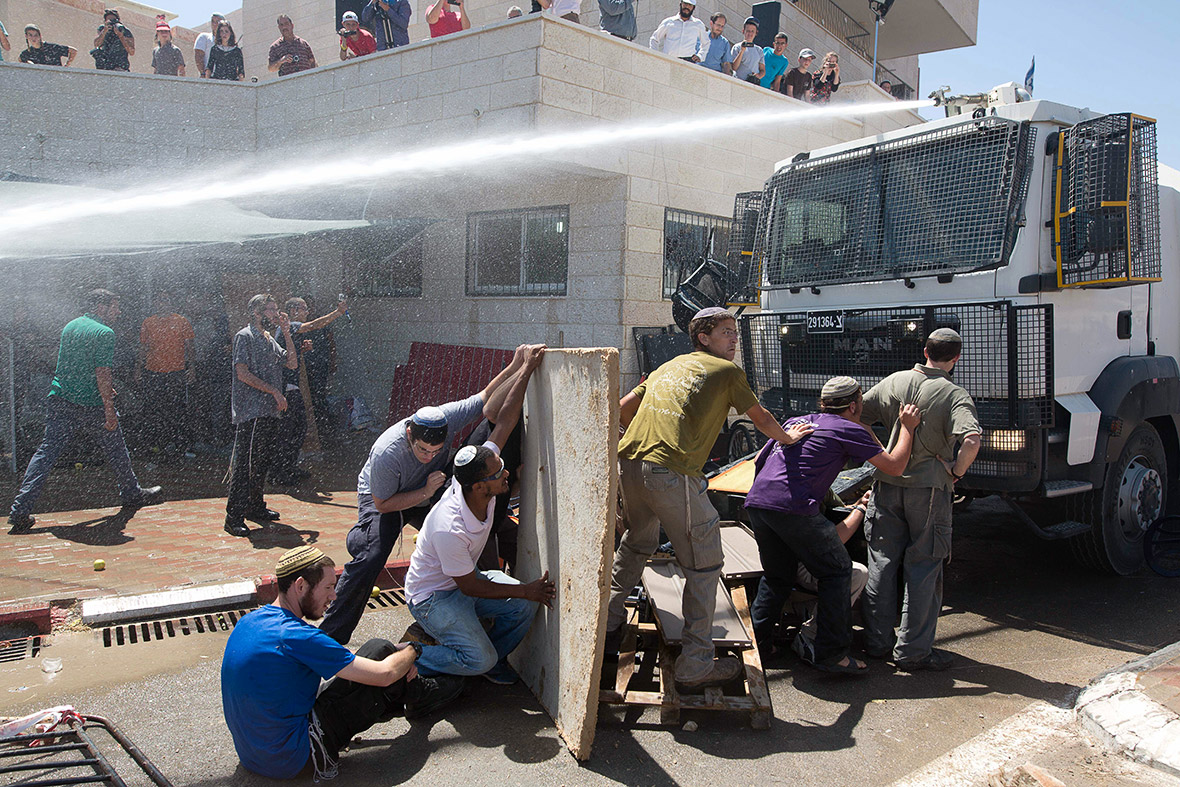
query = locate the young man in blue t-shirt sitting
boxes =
[221,546,463,780]
[744,376,919,674]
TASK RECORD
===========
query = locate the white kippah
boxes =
[454,445,477,467]
[412,406,447,429]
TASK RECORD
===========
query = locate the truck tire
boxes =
[1070,423,1166,575]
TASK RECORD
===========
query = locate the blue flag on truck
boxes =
[1024,56,1035,94]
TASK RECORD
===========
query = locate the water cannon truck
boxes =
[701,85,1180,575]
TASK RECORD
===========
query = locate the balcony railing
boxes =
[789,0,914,99]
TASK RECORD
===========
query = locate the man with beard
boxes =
[221,546,463,780]
[649,0,708,62]
[8,289,162,531]
[223,294,297,537]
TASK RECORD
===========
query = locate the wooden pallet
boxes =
[598,583,771,729]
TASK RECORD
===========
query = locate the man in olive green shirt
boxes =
[9,290,162,532]
[858,328,981,671]
[606,307,811,692]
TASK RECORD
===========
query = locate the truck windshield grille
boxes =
[760,118,1036,289]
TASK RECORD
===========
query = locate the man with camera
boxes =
[426,0,470,39]
[362,0,411,50]
[267,14,316,76]
[91,8,134,71]
[728,16,764,85]
[338,11,375,60]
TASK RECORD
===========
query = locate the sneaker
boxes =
[123,485,163,510]
[895,648,955,672]
[404,675,466,719]
[483,660,519,685]
[673,656,743,694]
[224,518,250,537]
[7,513,34,532]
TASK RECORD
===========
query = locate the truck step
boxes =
[1042,520,1093,539]
[1043,480,1094,498]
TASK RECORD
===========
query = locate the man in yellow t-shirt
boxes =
[136,291,195,456]
[607,307,812,693]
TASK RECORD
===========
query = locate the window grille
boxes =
[760,117,1036,289]
[341,221,429,298]
[467,207,568,297]
[1052,113,1160,288]
[663,208,731,298]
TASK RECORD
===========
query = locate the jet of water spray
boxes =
[0,100,932,235]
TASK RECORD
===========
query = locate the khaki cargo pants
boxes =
[607,458,724,682]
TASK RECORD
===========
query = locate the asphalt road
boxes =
[3,496,1178,786]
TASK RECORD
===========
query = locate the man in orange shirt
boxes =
[136,292,195,456]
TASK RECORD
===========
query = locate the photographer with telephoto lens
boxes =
[91,8,133,71]
[362,0,411,50]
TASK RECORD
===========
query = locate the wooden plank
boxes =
[731,583,773,729]
[642,562,752,647]
[658,638,680,725]
[720,523,763,581]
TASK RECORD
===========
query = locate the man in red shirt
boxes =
[136,291,195,456]
[426,0,470,38]
[339,11,376,59]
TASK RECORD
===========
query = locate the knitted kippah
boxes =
[411,406,447,429]
[928,327,962,342]
[275,545,325,578]
[821,376,861,400]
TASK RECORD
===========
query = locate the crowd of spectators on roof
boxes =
[0,0,902,99]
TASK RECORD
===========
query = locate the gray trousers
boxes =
[863,482,952,662]
[607,458,723,682]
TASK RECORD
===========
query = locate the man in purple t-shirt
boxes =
[744,376,919,674]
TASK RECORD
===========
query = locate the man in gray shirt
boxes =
[224,295,297,537]
[319,344,544,645]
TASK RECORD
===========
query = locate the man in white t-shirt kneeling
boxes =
[404,345,555,685]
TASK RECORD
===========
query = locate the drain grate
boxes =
[101,609,256,648]
[0,636,42,663]
[366,589,406,610]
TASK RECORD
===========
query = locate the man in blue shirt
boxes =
[361,0,411,49]
[222,546,463,780]
[699,12,731,73]
[761,32,790,90]
[319,344,543,645]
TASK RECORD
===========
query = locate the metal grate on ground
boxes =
[366,588,406,610]
[758,117,1036,290]
[101,609,256,648]
[738,300,1054,433]
[1053,113,1161,288]
[0,635,42,663]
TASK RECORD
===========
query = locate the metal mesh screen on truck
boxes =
[1052,113,1161,288]
[758,117,1036,290]
[738,301,1054,430]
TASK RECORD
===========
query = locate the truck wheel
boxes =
[1070,424,1166,574]
[727,420,759,464]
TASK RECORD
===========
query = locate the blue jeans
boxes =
[408,570,536,677]
[11,396,141,516]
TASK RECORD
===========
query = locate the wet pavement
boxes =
[2,496,1179,785]
[0,435,418,606]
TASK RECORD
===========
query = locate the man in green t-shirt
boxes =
[606,307,812,693]
[858,328,981,671]
[8,290,162,532]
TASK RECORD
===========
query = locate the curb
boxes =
[1075,641,1180,777]
[29,560,412,632]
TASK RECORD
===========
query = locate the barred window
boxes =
[467,207,568,296]
[663,208,731,298]
[341,221,427,298]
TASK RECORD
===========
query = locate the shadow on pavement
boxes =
[43,509,138,546]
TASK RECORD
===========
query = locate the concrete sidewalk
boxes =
[1076,640,1180,778]
[0,490,413,608]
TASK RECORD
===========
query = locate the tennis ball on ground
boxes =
[93,559,106,571]
[74,463,83,470]
[371,586,380,598]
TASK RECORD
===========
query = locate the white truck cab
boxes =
[736,88,1180,574]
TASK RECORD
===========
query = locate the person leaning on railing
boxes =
[18,24,76,66]
[206,19,244,80]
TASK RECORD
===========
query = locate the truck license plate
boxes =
[806,311,845,334]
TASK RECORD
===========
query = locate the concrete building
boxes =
[1,14,945,422]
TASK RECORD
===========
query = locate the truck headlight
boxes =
[984,430,1026,452]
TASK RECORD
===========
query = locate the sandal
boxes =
[813,655,868,675]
